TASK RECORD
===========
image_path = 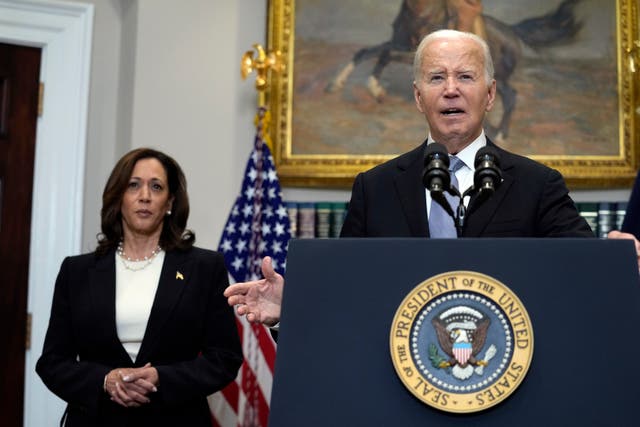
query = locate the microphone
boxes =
[422,143,450,192]
[473,146,502,194]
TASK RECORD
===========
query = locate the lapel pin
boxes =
[176,271,184,280]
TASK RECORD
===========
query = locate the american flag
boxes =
[210,107,290,427]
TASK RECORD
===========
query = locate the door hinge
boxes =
[38,82,44,117]
[26,312,32,350]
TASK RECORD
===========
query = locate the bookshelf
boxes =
[285,200,628,239]
[576,202,628,238]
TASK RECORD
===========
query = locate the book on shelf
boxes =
[297,202,316,239]
[616,202,628,231]
[330,202,347,238]
[285,201,298,239]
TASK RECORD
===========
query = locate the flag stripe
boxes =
[252,323,276,372]
[239,361,271,427]
[208,392,237,427]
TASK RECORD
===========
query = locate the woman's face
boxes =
[120,158,173,240]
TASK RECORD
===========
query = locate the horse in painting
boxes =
[326,0,583,141]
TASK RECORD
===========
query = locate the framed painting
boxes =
[267,0,639,188]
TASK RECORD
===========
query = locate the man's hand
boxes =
[224,256,284,326]
[105,363,158,407]
[607,230,640,269]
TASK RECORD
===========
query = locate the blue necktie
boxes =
[429,156,464,238]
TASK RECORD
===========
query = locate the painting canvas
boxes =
[267,0,639,187]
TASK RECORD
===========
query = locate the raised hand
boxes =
[224,256,284,326]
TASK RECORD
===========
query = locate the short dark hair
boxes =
[96,148,195,255]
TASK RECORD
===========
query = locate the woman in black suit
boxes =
[36,148,243,426]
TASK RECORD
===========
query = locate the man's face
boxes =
[413,37,496,152]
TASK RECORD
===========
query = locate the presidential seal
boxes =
[390,271,533,413]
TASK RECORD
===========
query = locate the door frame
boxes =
[0,0,93,425]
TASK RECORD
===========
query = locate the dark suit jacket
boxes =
[341,140,593,238]
[36,247,243,427]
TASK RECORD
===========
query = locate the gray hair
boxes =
[413,29,494,86]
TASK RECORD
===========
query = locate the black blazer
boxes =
[36,247,243,427]
[341,140,593,238]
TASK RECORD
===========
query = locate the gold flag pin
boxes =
[176,271,184,280]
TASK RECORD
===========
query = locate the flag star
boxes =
[239,222,250,235]
[231,257,243,271]
[271,258,279,271]
[225,222,236,234]
[262,223,271,236]
[274,222,285,236]
[247,167,257,181]
[218,142,292,285]
[220,239,233,252]
[235,240,247,253]
[276,205,288,219]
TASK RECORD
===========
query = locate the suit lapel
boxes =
[463,142,515,236]
[89,250,132,364]
[136,249,190,363]
[394,142,429,237]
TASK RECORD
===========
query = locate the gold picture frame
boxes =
[267,0,639,188]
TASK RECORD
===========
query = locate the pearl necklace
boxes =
[117,241,162,272]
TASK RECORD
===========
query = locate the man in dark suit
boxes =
[224,29,592,326]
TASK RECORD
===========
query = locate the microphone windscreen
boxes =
[424,142,449,166]
[474,146,501,168]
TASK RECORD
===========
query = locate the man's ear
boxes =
[414,82,425,113]
[486,79,497,112]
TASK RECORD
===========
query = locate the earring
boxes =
[166,210,172,216]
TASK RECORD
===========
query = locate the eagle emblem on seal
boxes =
[430,306,497,380]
